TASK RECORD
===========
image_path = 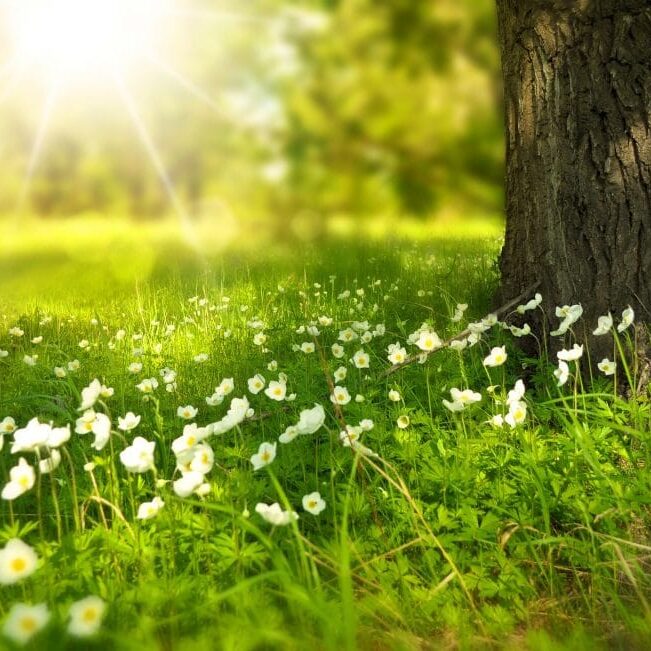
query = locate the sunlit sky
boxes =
[0,0,319,230]
[0,0,502,240]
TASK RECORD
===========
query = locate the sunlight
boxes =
[112,71,200,250]
[4,0,169,80]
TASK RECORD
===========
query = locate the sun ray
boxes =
[112,70,199,248]
[15,80,59,216]
[0,59,26,107]
[160,7,273,25]
[144,53,232,122]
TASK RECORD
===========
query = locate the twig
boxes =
[380,281,541,377]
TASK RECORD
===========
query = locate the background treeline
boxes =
[0,0,503,224]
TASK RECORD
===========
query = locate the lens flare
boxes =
[4,0,167,79]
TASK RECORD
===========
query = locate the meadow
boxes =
[1,218,650,650]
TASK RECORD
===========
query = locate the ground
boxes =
[0,218,650,650]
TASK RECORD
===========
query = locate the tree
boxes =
[496,0,651,357]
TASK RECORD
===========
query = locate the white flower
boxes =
[136,378,158,394]
[451,303,468,322]
[338,328,357,343]
[388,389,401,402]
[209,396,250,435]
[302,492,326,515]
[11,418,51,453]
[23,354,38,366]
[318,315,333,326]
[54,366,67,378]
[300,342,315,354]
[295,404,326,435]
[253,332,267,346]
[173,471,205,497]
[0,539,38,584]
[550,304,583,336]
[194,353,209,363]
[177,405,198,420]
[216,378,235,396]
[119,437,155,473]
[598,358,617,376]
[0,416,17,434]
[505,401,527,428]
[593,313,613,336]
[2,458,35,500]
[396,415,410,429]
[79,379,100,410]
[554,360,570,387]
[506,379,526,405]
[488,414,504,428]
[449,338,468,351]
[265,380,287,401]
[279,425,299,444]
[118,412,141,432]
[333,366,347,383]
[172,423,210,458]
[339,425,362,447]
[267,360,278,371]
[516,293,542,314]
[0,349,8,357]
[68,359,80,371]
[330,386,351,405]
[247,374,266,394]
[509,324,531,337]
[352,349,370,368]
[128,362,143,374]
[442,388,482,413]
[617,306,635,333]
[206,392,223,406]
[90,414,110,451]
[331,343,345,359]
[557,344,583,362]
[67,596,106,637]
[387,343,407,365]
[483,346,507,367]
[189,443,214,474]
[161,368,177,384]
[75,411,111,451]
[416,331,442,352]
[250,441,277,470]
[2,603,49,645]
[8,327,24,337]
[255,502,298,526]
[39,450,62,474]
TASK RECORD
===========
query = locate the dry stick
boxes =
[381,281,542,378]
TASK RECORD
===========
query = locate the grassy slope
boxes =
[0,218,650,650]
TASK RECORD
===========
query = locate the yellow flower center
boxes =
[18,476,30,488]
[82,607,98,623]
[19,617,37,633]
[187,436,196,446]
[11,557,27,573]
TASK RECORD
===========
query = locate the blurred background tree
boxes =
[0,0,503,230]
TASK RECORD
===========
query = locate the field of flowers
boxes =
[1,220,650,650]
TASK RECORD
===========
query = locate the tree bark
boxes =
[496,0,651,357]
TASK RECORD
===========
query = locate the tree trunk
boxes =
[496,0,651,359]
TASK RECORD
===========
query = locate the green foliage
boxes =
[0,222,650,649]
[0,0,503,223]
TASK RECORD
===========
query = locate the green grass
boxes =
[0,218,650,650]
